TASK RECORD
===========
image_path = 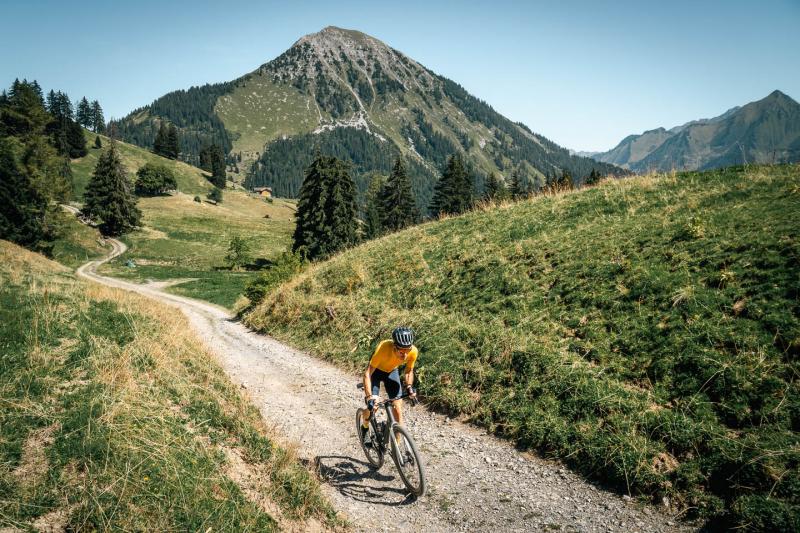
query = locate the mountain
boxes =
[112,27,622,210]
[593,90,800,172]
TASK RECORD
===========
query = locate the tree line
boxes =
[0,78,105,252]
[291,148,607,263]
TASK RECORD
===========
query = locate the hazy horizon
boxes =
[2,0,798,152]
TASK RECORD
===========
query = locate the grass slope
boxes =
[71,129,209,197]
[245,165,800,529]
[0,240,337,531]
[68,130,297,308]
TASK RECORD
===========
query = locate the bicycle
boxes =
[355,383,427,497]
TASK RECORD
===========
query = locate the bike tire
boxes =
[356,408,384,469]
[389,424,426,497]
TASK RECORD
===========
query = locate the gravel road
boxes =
[77,240,694,532]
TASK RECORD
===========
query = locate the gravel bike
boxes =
[355,383,427,497]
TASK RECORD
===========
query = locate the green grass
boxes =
[67,132,297,308]
[50,211,108,269]
[245,164,800,530]
[97,194,296,308]
[71,129,211,198]
[0,240,338,531]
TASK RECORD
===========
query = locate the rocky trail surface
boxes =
[77,240,694,532]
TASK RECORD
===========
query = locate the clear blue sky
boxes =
[2,0,798,151]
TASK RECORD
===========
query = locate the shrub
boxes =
[135,163,177,196]
[244,252,305,306]
[207,187,223,204]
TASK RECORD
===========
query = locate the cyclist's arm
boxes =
[403,367,414,388]
[363,365,376,399]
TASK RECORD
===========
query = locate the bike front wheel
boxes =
[356,408,384,469]
[389,424,426,497]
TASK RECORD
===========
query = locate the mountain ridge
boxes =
[112,26,622,208]
[593,90,800,172]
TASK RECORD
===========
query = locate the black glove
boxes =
[405,385,416,396]
[366,397,376,410]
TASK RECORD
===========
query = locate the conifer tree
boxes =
[153,122,168,156]
[429,153,473,216]
[557,169,573,190]
[585,168,601,186]
[510,169,527,199]
[76,97,91,128]
[483,172,507,202]
[82,143,141,236]
[90,100,104,133]
[205,144,226,188]
[66,119,87,158]
[166,124,180,159]
[0,138,51,250]
[94,135,102,149]
[379,157,419,233]
[207,186,223,203]
[292,155,358,260]
[363,173,386,240]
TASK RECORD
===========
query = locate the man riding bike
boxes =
[361,327,418,441]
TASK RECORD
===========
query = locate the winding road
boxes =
[77,239,692,532]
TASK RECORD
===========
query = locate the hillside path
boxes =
[77,240,693,533]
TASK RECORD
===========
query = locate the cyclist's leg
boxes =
[361,370,385,427]
[385,369,403,431]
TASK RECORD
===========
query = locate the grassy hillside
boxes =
[0,240,337,531]
[68,130,297,308]
[245,164,800,529]
[71,129,210,197]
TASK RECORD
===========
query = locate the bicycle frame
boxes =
[367,392,411,452]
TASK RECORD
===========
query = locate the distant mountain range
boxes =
[112,26,621,208]
[591,90,800,172]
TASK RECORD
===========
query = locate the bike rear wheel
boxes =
[389,424,426,497]
[356,408,384,469]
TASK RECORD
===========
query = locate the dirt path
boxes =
[77,241,693,532]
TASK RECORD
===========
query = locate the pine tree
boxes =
[82,143,141,236]
[483,172,507,202]
[90,100,104,133]
[557,170,573,190]
[94,135,102,149]
[166,124,179,159]
[363,173,386,240]
[510,169,527,199]
[292,155,358,260]
[209,144,226,188]
[66,119,87,158]
[153,122,168,156]
[0,138,51,250]
[379,157,419,233]
[585,168,601,186]
[76,97,91,128]
[429,153,473,216]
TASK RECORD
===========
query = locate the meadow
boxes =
[245,165,800,529]
[0,241,338,530]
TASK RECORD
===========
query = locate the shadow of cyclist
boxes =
[310,455,419,506]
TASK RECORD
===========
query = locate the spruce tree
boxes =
[429,153,473,216]
[82,143,141,236]
[90,100,104,133]
[363,173,386,240]
[66,119,87,158]
[557,170,573,190]
[153,122,168,156]
[585,168,601,186]
[510,169,527,199]
[209,144,226,188]
[94,135,102,149]
[0,138,51,250]
[292,155,358,260]
[483,172,507,202]
[379,157,419,233]
[166,124,180,159]
[76,97,91,128]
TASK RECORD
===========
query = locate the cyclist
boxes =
[360,327,418,441]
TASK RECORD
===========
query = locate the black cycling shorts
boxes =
[371,368,402,400]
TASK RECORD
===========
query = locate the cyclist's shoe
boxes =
[360,424,370,443]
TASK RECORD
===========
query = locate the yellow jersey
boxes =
[369,339,418,373]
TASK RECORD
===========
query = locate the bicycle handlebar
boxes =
[357,383,418,407]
